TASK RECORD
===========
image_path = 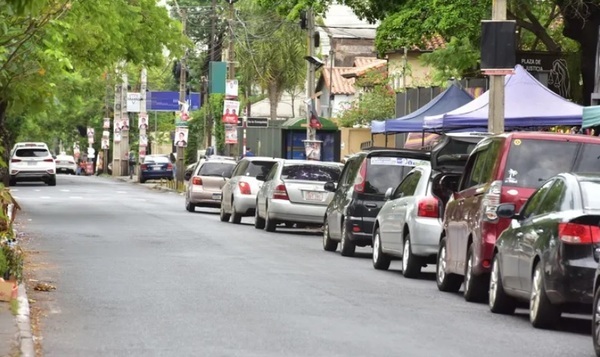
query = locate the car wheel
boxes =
[219,199,231,222]
[372,228,390,270]
[185,197,195,212]
[436,237,462,292]
[140,177,146,184]
[254,202,265,229]
[47,175,57,186]
[8,178,16,186]
[489,254,517,314]
[402,233,421,279]
[464,245,489,303]
[322,219,338,252]
[530,262,561,329]
[231,200,242,224]
[265,206,276,232]
[339,221,355,257]
[592,286,600,356]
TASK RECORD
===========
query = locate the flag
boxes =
[308,99,322,129]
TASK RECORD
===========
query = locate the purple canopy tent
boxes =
[423,65,582,131]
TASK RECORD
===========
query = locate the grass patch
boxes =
[10,299,18,315]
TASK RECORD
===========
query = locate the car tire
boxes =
[231,201,242,224]
[489,254,517,314]
[48,175,57,186]
[265,206,276,232]
[219,200,231,222]
[322,219,338,252]
[530,262,561,329]
[436,237,462,292]
[8,178,16,186]
[339,221,355,257]
[185,198,196,213]
[464,245,489,303]
[402,233,421,279]
[254,202,265,229]
[592,286,600,356]
[140,177,146,184]
[372,228,390,270]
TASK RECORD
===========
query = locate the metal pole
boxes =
[227,1,236,157]
[305,7,316,142]
[120,71,129,176]
[176,10,187,186]
[104,74,110,175]
[138,67,147,181]
[488,0,507,134]
[328,36,334,118]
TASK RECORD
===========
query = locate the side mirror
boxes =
[496,203,517,219]
[184,172,192,181]
[324,181,337,192]
[256,174,266,181]
[384,187,393,201]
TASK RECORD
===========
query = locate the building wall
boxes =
[387,52,436,90]
[332,38,377,67]
[340,127,395,158]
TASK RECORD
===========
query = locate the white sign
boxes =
[127,92,141,112]
[87,147,95,157]
[226,79,239,98]
[370,157,430,167]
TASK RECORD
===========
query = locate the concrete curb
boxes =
[16,283,34,357]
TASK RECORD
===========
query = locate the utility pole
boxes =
[120,71,129,175]
[210,0,217,62]
[138,68,147,181]
[226,0,236,156]
[488,0,507,134]
[176,9,187,186]
[305,7,316,142]
[104,74,110,175]
[112,65,123,177]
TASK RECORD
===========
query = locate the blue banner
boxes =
[147,92,202,112]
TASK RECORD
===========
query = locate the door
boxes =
[385,171,422,252]
[224,160,248,211]
[328,157,360,238]
[258,163,279,217]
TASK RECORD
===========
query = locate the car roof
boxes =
[201,159,236,165]
[242,156,281,161]
[494,131,600,143]
[570,173,600,182]
[282,160,342,166]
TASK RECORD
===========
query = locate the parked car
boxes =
[255,160,343,232]
[490,173,600,329]
[9,146,56,186]
[322,149,430,257]
[185,158,236,212]
[220,156,280,223]
[437,132,600,303]
[372,133,486,277]
[139,155,173,183]
[184,156,235,181]
[55,154,77,175]
[10,142,49,157]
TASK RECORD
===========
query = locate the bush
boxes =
[0,247,7,278]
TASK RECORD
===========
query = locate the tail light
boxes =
[559,223,600,244]
[417,196,439,218]
[141,164,148,170]
[238,181,251,195]
[10,159,21,163]
[272,184,289,200]
[353,159,368,193]
[44,158,54,162]
[191,176,202,185]
[68,161,75,164]
[483,180,502,221]
[167,163,173,170]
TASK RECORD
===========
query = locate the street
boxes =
[13,175,594,357]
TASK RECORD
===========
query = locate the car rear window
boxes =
[504,139,600,188]
[245,161,277,177]
[365,157,428,195]
[579,181,600,209]
[15,148,49,158]
[282,164,341,182]
[199,162,235,178]
[144,156,169,164]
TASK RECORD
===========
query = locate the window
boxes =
[245,161,277,178]
[393,171,422,199]
[143,156,169,164]
[364,156,421,195]
[265,163,279,181]
[574,143,600,172]
[281,164,341,182]
[342,157,362,186]
[232,161,248,177]
[464,149,490,188]
[503,139,579,188]
[199,162,235,178]
[15,148,50,158]
[520,179,554,220]
[579,181,600,209]
[537,179,567,215]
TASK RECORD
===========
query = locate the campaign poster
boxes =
[139,112,149,130]
[175,127,188,148]
[103,118,111,129]
[226,79,239,98]
[140,134,148,147]
[225,124,237,144]
[222,100,239,124]
[114,132,122,143]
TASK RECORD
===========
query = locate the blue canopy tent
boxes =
[424,65,583,131]
[370,84,473,135]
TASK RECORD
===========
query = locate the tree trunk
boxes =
[559,2,600,105]
[0,98,10,186]
[268,82,280,121]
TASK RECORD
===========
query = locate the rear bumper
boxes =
[410,217,443,257]
[346,216,375,245]
[11,170,54,181]
[546,261,595,305]
[190,187,222,206]
[56,165,76,173]
[233,193,256,216]
[141,170,173,180]
[268,199,326,224]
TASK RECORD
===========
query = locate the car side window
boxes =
[393,171,422,199]
[266,163,278,181]
[232,160,248,177]
[537,179,567,215]
[520,179,555,220]
[463,149,489,189]
[341,157,361,186]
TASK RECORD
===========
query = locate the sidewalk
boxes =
[0,301,18,357]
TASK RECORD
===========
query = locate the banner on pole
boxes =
[225,124,238,144]
[222,100,240,124]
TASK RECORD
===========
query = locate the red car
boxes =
[436,132,600,302]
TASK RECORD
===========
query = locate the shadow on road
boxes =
[511,311,591,336]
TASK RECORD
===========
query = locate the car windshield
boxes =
[579,181,600,209]
[504,139,600,188]
[57,156,75,161]
[199,162,235,178]
[15,148,49,158]
[245,161,277,177]
[281,164,341,182]
[144,156,169,164]
[365,157,427,195]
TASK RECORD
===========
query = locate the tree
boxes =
[337,71,395,127]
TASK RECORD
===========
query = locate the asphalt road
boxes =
[12,175,595,357]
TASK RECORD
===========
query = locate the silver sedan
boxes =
[255,160,343,232]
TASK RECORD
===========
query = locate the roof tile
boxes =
[322,67,356,95]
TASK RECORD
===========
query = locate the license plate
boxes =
[27,161,36,166]
[212,192,222,200]
[153,166,161,171]
[305,191,324,201]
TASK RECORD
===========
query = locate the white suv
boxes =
[9,146,57,186]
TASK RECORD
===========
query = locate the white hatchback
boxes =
[9,147,57,186]
[55,154,77,175]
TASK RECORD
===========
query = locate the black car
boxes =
[490,173,600,330]
[323,149,431,256]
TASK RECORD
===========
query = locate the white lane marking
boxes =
[69,196,83,199]
[40,196,51,199]
[10,189,18,192]
[117,191,127,194]
[60,189,70,192]
[34,189,41,192]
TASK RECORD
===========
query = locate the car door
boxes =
[328,157,360,239]
[385,171,422,253]
[260,163,280,215]
[518,178,564,291]
[224,160,247,211]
